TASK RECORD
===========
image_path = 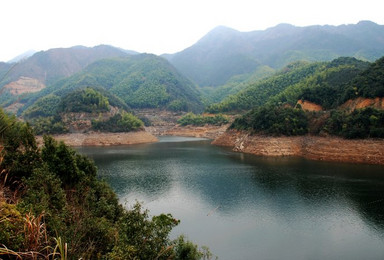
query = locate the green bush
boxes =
[59,87,110,113]
[29,116,68,135]
[23,94,61,119]
[323,107,384,138]
[92,112,144,132]
[178,113,229,126]
[231,106,308,136]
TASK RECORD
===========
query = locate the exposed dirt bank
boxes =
[36,131,158,147]
[340,97,384,111]
[4,76,46,95]
[212,130,384,165]
[134,109,233,139]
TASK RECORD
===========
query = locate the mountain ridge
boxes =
[165,21,384,87]
[0,45,131,87]
[18,54,203,117]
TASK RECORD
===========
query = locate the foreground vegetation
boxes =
[0,109,214,259]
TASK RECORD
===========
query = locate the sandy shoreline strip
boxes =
[36,131,158,146]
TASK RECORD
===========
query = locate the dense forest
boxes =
[0,109,213,259]
[205,61,323,112]
[229,57,384,139]
[206,57,371,113]
[17,54,203,116]
[231,106,384,139]
[22,87,143,135]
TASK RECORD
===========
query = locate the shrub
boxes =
[178,113,229,126]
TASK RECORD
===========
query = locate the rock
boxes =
[212,130,384,165]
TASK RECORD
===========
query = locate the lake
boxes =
[77,136,384,260]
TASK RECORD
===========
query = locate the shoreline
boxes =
[212,130,384,165]
[36,131,158,147]
[37,127,384,166]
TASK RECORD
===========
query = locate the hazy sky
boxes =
[1,0,383,62]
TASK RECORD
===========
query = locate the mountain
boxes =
[0,62,13,80]
[7,49,37,63]
[0,45,130,88]
[206,61,324,112]
[230,56,384,139]
[166,21,384,87]
[165,26,261,87]
[207,57,371,113]
[22,87,143,135]
[0,45,133,112]
[20,54,203,114]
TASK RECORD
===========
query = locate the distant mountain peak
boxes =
[357,20,378,25]
[197,25,240,45]
[269,23,296,29]
[209,25,239,33]
[8,50,37,63]
[166,20,384,87]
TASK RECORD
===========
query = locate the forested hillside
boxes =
[267,57,371,108]
[0,45,131,112]
[19,54,203,115]
[230,56,384,139]
[167,21,384,87]
[207,57,370,113]
[200,65,275,104]
[22,87,143,135]
[0,45,130,87]
[206,61,323,112]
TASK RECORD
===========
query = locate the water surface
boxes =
[78,136,384,260]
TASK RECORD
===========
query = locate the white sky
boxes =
[0,0,383,62]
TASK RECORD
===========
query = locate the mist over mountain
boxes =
[166,21,384,87]
[7,49,36,63]
[0,45,130,87]
[1,20,384,117]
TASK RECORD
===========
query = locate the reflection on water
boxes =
[78,137,384,260]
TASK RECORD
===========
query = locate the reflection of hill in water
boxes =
[78,139,384,233]
[218,153,384,231]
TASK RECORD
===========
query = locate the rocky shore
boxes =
[36,131,158,147]
[212,130,384,165]
[36,124,384,166]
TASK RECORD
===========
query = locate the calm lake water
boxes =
[77,136,384,260]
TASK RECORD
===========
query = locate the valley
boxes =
[0,25,383,166]
[1,19,384,260]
